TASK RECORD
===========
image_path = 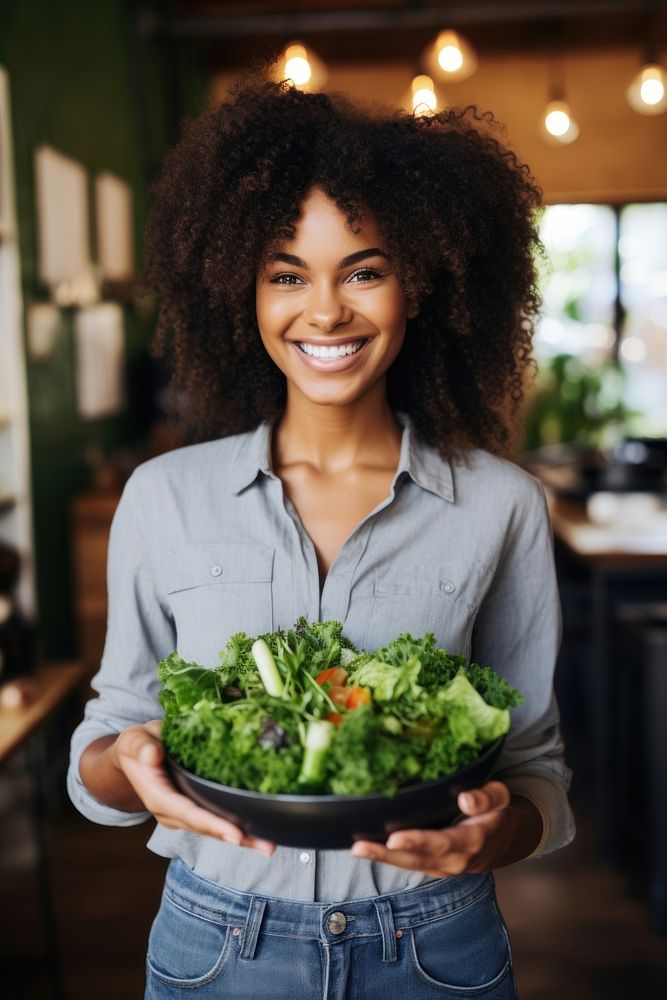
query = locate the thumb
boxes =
[145,719,164,739]
[138,720,165,765]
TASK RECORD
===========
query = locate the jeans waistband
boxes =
[164,859,493,961]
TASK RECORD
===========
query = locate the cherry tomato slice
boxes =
[315,666,348,686]
[325,712,345,726]
[326,685,349,708]
[345,686,372,709]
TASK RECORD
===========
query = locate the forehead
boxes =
[278,186,380,249]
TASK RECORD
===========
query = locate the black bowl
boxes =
[167,736,505,849]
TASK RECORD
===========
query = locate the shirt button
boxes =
[443,581,455,594]
[328,911,347,934]
[299,851,311,864]
[210,565,223,577]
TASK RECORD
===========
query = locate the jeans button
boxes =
[328,911,347,934]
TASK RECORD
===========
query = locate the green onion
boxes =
[251,639,284,697]
[298,719,334,787]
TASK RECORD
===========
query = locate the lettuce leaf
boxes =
[434,671,510,742]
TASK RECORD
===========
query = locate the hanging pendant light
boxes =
[421,29,478,83]
[277,41,327,92]
[542,99,579,144]
[542,55,578,145]
[627,59,667,115]
[411,75,438,116]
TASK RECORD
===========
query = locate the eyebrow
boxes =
[267,248,387,270]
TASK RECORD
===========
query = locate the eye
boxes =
[270,272,305,286]
[347,267,385,283]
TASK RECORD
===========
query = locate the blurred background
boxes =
[0,1,666,997]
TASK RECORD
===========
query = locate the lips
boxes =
[297,339,366,359]
[289,337,372,372]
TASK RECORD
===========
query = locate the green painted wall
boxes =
[0,1,205,659]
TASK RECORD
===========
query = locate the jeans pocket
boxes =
[407,887,513,995]
[146,890,234,989]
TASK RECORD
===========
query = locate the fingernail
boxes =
[388,836,413,850]
[352,846,373,859]
[460,793,475,809]
[139,745,155,764]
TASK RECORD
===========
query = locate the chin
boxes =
[298,386,364,408]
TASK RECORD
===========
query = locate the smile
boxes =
[297,339,367,359]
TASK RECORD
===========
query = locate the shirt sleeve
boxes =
[470,476,576,858]
[66,469,177,827]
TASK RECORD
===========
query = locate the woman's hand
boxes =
[112,721,277,857]
[350,781,542,876]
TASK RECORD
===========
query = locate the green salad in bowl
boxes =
[157,619,522,850]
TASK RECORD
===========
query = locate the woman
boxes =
[68,77,575,998]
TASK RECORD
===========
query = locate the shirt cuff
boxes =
[502,772,575,859]
[67,725,152,828]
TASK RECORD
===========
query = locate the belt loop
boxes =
[372,898,397,962]
[239,896,266,960]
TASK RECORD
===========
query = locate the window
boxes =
[618,203,667,434]
[534,202,667,438]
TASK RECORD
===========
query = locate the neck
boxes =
[273,381,402,475]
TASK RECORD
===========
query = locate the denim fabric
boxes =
[68,409,575,899]
[145,860,517,1000]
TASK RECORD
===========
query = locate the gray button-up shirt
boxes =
[68,411,575,902]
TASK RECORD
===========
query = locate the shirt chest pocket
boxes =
[363,560,487,657]
[164,543,274,666]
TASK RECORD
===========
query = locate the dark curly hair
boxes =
[144,71,543,458]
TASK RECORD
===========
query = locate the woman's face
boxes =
[255,186,418,409]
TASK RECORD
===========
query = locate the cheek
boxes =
[377,292,408,349]
[255,293,291,357]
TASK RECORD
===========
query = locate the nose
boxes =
[303,281,352,333]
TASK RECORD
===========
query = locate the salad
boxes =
[158,618,523,797]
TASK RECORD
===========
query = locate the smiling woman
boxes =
[69,68,574,1000]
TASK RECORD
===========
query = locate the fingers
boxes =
[136,764,275,854]
[350,786,512,876]
[351,835,469,876]
[241,834,277,855]
[457,781,511,817]
[116,723,276,856]
[116,722,164,766]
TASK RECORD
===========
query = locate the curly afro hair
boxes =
[144,72,543,458]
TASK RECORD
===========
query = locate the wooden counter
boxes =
[0,660,87,765]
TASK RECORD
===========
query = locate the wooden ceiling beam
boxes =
[137,1,666,40]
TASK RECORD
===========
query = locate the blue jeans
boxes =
[145,859,517,999]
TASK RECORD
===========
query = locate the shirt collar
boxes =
[229,410,455,503]
[397,412,455,503]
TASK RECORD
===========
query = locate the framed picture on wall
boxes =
[94,171,134,283]
[34,144,91,289]
[75,302,126,420]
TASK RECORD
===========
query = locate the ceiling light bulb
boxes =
[424,29,477,83]
[284,44,311,85]
[546,108,570,136]
[542,99,579,144]
[411,74,437,116]
[438,45,463,73]
[641,76,664,104]
[627,63,667,114]
[278,41,327,92]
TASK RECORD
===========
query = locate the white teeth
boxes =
[298,340,365,359]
